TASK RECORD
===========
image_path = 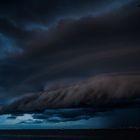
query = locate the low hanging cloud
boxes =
[0,73,140,114]
[0,1,140,99]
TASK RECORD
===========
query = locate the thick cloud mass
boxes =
[0,0,140,112]
[0,74,140,114]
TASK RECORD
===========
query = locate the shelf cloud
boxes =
[0,0,140,115]
[0,73,140,114]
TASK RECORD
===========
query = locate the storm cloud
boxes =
[0,74,140,114]
[0,0,140,107]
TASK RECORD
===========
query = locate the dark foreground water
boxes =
[0,129,139,140]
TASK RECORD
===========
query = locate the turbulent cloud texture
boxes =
[1,9,140,97]
[0,74,140,114]
[0,0,139,100]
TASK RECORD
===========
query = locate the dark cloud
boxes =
[0,0,140,105]
[0,0,133,24]
[0,74,140,114]
[7,115,17,119]
[0,17,29,40]
[33,108,95,122]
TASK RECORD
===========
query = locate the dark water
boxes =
[0,136,91,140]
[0,129,140,140]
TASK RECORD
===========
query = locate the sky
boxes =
[0,107,140,129]
[0,0,140,106]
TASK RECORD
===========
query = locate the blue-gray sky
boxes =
[0,0,140,102]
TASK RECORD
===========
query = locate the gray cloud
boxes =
[6,7,140,95]
[0,73,140,114]
[0,18,25,38]
[0,0,140,102]
[0,0,133,25]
